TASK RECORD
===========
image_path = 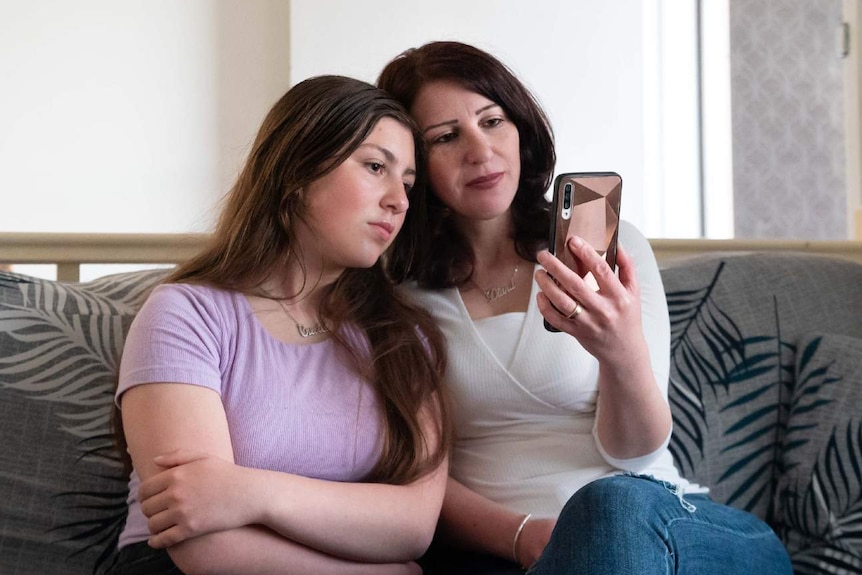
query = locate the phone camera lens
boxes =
[563,183,572,209]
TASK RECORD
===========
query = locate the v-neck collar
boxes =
[451,263,540,372]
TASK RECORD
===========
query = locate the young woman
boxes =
[111,75,450,575]
[378,41,792,575]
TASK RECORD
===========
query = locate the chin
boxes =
[466,196,514,216]
[469,205,512,221]
[347,253,385,270]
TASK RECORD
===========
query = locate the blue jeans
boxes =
[528,474,792,575]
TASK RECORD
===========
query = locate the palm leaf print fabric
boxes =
[0,270,165,575]
[661,254,862,574]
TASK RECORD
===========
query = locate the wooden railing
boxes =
[0,233,207,281]
[2,232,862,282]
[649,238,862,266]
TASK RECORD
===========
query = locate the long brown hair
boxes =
[119,75,450,484]
[378,41,556,288]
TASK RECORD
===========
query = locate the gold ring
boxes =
[567,301,583,319]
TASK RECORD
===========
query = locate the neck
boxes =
[457,212,519,273]
[264,261,335,340]
[266,257,340,311]
[278,225,346,305]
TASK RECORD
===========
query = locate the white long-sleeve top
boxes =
[402,221,705,519]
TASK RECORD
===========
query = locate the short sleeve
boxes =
[116,284,225,404]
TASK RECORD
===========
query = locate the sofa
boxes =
[1,252,861,575]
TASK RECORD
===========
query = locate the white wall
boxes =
[2,0,705,240]
[0,0,290,234]
[5,2,847,243]
[289,0,652,233]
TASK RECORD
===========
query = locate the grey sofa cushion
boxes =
[661,254,862,520]
[0,269,166,575]
[773,333,862,574]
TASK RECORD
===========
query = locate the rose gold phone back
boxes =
[552,173,622,290]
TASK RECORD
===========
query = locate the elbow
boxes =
[594,427,672,472]
[407,507,442,559]
[167,551,212,575]
[386,531,434,563]
[380,511,438,562]
[408,524,436,559]
[166,538,231,575]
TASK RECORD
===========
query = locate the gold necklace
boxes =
[470,265,519,302]
[278,300,329,338]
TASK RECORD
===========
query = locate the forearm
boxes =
[435,478,523,561]
[168,525,419,575]
[595,343,672,459]
[243,462,446,562]
[594,221,673,460]
[126,385,445,563]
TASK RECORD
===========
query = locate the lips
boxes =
[466,172,504,189]
[370,221,394,240]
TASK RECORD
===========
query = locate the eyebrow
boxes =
[359,143,416,177]
[422,103,501,135]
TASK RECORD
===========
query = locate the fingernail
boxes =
[569,236,583,249]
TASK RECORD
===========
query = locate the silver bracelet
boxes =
[512,513,533,567]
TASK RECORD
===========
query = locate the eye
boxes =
[403,181,414,194]
[483,116,504,128]
[367,161,385,173]
[430,131,457,145]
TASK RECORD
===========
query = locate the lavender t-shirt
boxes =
[115,283,383,549]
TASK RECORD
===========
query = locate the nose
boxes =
[382,179,409,214]
[463,128,493,164]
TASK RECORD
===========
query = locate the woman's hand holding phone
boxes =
[536,236,648,367]
[545,172,622,332]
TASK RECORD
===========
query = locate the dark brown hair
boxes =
[117,75,450,485]
[378,41,556,287]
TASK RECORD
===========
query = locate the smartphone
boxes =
[544,172,622,332]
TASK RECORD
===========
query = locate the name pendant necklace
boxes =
[278,300,329,338]
[471,265,519,302]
